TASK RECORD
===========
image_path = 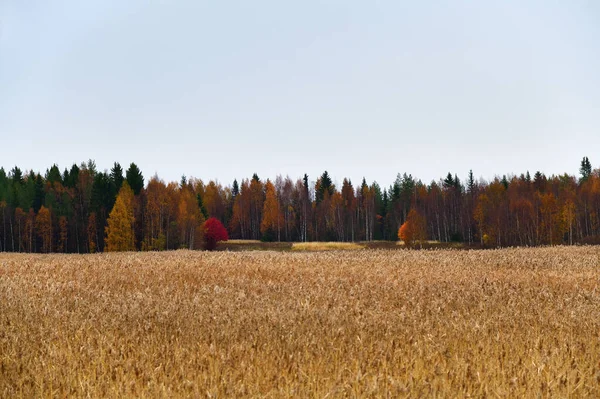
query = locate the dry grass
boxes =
[291,242,365,251]
[1,247,600,397]
[226,240,264,244]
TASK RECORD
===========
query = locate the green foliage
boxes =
[316,171,334,204]
[126,163,144,195]
[45,164,62,184]
[33,174,45,213]
[580,156,592,182]
[196,194,209,219]
[64,164,80,188]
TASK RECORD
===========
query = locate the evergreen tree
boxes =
[232,179,239,197]
[533,171,546,192]
[45,164,62,184]
[64,164,80,188]
[110,162,124,191]
[443,172,454,189]
[196,193,209,219]
[10,167,23,185]
[467,170,475,194]
[126,163,144,195]
[0,168,7,201]
[32,174,45,213]
[453,174,462,192]
[580,156,592,182]
[316,171,333,203]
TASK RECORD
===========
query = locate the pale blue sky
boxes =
[1,1,599,188]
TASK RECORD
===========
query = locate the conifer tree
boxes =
[126,163,144,195]
[105,182,135,252]
[580,156,592,182]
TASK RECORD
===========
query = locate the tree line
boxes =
[0,157,599,253]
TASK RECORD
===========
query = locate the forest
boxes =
[0,157,598,253]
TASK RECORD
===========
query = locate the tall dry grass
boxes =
[291,242,365,251]
[1,247,600,397]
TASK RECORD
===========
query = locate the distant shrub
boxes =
[203,217,228,250]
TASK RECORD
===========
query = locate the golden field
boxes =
[1,247,600,397]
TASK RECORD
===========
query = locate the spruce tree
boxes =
[467,170,475,194]
[316,171,333,203]
[580,156,592,182]
[110,163,124,191]
[32,174,45,213]
[232,179,239,197]
[45,164,62,184]
[443,172,454,189]
[126,163,144,195]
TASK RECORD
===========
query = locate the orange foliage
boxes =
[398,209,427,248]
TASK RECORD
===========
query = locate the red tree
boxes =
[203,217,229,250]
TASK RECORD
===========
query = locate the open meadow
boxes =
[1,247,600,397]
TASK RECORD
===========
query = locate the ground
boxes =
[1,247,599,397]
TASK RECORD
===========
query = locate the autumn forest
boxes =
[0,157,598,253]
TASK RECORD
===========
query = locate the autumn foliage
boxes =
[105,182,135,252]
[203,217,228,250]
[398,209,427,248]
[5,157,600,253]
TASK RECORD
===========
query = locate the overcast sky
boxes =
[1,1,599,188]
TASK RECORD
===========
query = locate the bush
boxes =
[203,217,229,250]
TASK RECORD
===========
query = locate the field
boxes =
[1,247,600,397]
[217,239,462,251]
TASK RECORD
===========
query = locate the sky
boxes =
[1,0,599,189]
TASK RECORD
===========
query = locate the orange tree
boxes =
[398,209,427,248]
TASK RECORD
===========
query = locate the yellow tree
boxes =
[230,179,251,239]
[105,182,135,252]
[204,180,225,220]
[35,205,52,253]
[177,187,205,249]
[144,176,169,250]
[260,179,282,241]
